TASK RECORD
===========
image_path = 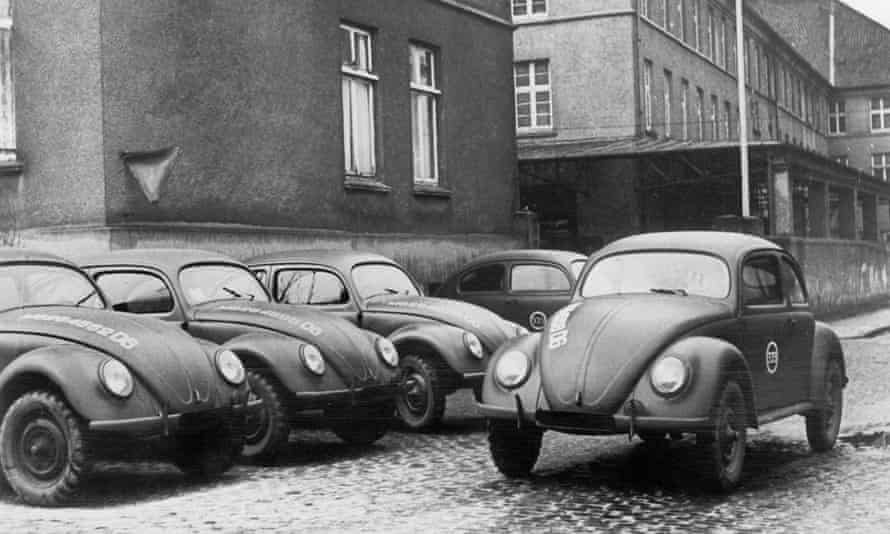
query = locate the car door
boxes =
[778,254,815,403]
[270,266,360,325]
[738,252,793,412]
[506,262,573,331]
[453,263,508,318]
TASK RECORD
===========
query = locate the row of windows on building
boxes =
[828,97,890,135]
[340,23,440,186]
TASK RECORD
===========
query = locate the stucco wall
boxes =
[827,90,890,177]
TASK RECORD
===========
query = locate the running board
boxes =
[757,401,816,426]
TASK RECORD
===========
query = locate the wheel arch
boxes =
[811,322,848,402]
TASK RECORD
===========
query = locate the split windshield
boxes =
[180,264,270,305]
[0,264,104,310]
[579,251,731,299]
[352,263,420,300]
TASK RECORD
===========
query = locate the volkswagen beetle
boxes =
[0,250,250,506]
[478,231,847,491]
[80,249,400,462]
[245,250,522,431]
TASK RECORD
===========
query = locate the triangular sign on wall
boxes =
[120,145,181,203]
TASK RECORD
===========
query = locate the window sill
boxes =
[413,184,452,198]
[517,129,557,139]
[344,176,391,193]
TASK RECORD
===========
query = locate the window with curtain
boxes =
[410,44,440,185]
[341,24,377,177]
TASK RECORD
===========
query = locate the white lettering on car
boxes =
[380,300,483,330]
[21,314,140,350]
[547,303,581,350]
[217,305,324,337]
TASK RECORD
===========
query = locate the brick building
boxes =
[0,0,524,286]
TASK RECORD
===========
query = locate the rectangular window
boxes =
[643,60,653,131]
[696,87,705,141]
[0,5,11,154]
[664,0,671,31]
[341,24,377,177]
[515,60,552,131]
[707,7,715,60]
[691,0,701,51]
[640,0,649,17]
[512,0,547,17]
[717,16,726,68]
[753,43,761,91]
[873,153,890,181]
[410,44,440,185]
[724,100,732,139]
[710,94,719,140]
[835,156,848,166]
[664,69,673,137]
[681,79,689,140]
[871,97,890,131]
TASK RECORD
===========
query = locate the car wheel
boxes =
[0,390,91,506]
[698,380,747,492]
[488,420,543,478]
[173,424,240,478]
[330,404,392,446]
[806,359,844,452]
[395,355,446,431]
[240,370,290,463]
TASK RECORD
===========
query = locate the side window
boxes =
[510,264,571,292]
[276,269,349,305]
[94,272,174,314]
[780,257,808,305]
[458,264,505,293]
[741,255,783,306]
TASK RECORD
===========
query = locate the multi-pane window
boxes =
[640,0,649,17]
[681,79,689,140]
[707,7,715,60]
[515,60,552,130]
[664,69,673,137]
[716,16,726,69]
[341,24,377,177]
[410,44,440,185]
[724,101,732,139]
[643,60,653,131]
[0,4,12,154]
[691,0,701,51]
[710,95,719,140]
[513,0,546,17]
[696,87,705,141]
[871,97,890,131]
[873,153,890,181]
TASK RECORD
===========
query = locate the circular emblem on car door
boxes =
[765,341,779,375]
[529,311,547,331]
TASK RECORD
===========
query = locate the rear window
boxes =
[510,264,570,292]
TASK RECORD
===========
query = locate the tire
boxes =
[698,381,747,492]
[240,370,290,464]
[806,359,844,453]
[330,404,392,446]
[0,390,91,506]
[173,424,240,478]
[488,420,543,478]
[395,355,446,431]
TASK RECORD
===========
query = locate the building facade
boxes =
[1,0,523,285]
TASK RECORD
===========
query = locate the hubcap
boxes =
[244,390,270,445]
[18,418,66,481]
[401,370,429,415]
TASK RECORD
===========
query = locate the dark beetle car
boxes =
[0,250,250,506]
[479,232,846,491]
[436,249,587,331]
[80,249,400,462]
[246,250,523,430]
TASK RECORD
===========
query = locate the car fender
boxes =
[0,344,159,423]
[388,322,475,374]
[628,336,758,427]
[223,331,348,393]
[478,333,542,423]
[809,321,847,402]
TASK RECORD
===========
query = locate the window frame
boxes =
[780,256,809,307]
[663,69,673,138]
[274,267,351,307]
[872,153,890,181]
[828,100,846,135]
[514,59,553,132]
[457,263,507,294]
[871,96,890,132]
[341,23,379,179]
[643,60,653,132]
[92,268,177,317]
[409,43,441,186]
[740,253,785,310]
[507,262,572,294]
[512,0,547,19]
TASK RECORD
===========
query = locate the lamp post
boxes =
[736,0,749,217]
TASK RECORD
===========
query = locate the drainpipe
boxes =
[829,0,836,86]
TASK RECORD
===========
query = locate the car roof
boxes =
[78,248,244,271]
[0,248,77,266]
[594,231,781,263]
[245,249,399,272]
[458,249,587,268]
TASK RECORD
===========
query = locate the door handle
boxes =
[786,318,798,329]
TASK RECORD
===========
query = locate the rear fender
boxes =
[810,322,847,403]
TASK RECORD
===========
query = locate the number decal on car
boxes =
[547,303,581,350]
[765,340,779,374]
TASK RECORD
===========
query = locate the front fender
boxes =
[0,344,159,424]
[478,333,542,423]
[389,322,482,374]
[626,336,757,427]
[223,332,348,394]
[810,322,847,403]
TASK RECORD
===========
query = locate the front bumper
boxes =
[291,382,398,411]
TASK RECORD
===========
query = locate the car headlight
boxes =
[494,350,531,389]
[375,338,399,367]
[99,359,134,398]
[650,356,689,397]
[463,332,484,359]
[215,349,246,386]
[300,344,326,375]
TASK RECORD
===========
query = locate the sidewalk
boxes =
[826,305,890,339]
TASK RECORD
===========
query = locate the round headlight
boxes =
[463,332,484,359]
[300,344,326,375]
[99,359,134,398]
[494,350,531,389]
[375,338,399,367]
[650,356,689,396]
[215,349,246,386]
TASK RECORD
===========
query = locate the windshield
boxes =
[0,264,105,310]
[580,252,730,299]
[180,264,270,305]
[570,260,586,280]
[352,263,421,300]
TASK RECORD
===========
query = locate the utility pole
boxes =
[736,0,749,217]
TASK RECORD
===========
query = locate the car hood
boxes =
[364,295,512,350]
[192,300,383,386]
[539,295,733,414]
[4,306,217,411]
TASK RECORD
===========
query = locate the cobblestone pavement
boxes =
[3,336,890,533]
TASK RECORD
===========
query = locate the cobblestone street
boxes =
[3,334,890,533]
